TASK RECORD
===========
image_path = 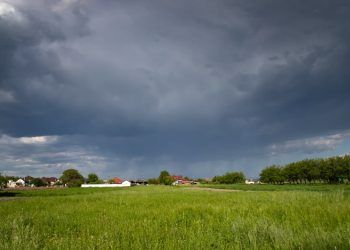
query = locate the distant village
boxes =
[1,175,205,189]
[2,175,141,189]
[0,169,259,189]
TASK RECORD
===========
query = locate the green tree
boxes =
[158,170,173,185]
[221,172,245,184]
[343,155,350,182]
[147,178,159,184]
[260,165,284,184]
[60,169,84,187]
[195,178,210,184]
[212,172,245,184]
[306,159,321,183]
[0,174,6,189]
[87,173,99,184]
[212,175,222,183]
[32,178,47,187]
[283,163,299,184]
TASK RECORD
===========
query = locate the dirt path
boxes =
[0,197,26,202]
[183,187,241,192]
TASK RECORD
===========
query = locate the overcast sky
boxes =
[1,0,350,179]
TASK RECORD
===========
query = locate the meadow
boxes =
[0,185,349,249]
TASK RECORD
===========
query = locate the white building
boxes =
[16,179,25,186]
[81,180,131,188]
[245,179,255,184]
[7,180,16,188]
[7,178,25,188]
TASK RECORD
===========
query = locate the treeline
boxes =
[147,170,245,185]
[212,171,245,184]
[260,155,350,184]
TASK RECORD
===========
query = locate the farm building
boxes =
[172,180,195,185]
[81,177,131,188]
[7,180,16,188]
[172,175,183,181]
[112,177,124,184]
[245,179,261,184]
[171,174,197,185]
[7,178,25,188]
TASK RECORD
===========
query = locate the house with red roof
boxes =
[41,177,58,186]
[112,177,123,184]
[172,175,183,181]
[171,175,196,185]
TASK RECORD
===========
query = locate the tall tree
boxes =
[60,169,85,187]
[158,170,173,185]
[32,178,46,187]
[87,173,99,184]
[0,174,6,189]
[260,165,284,184]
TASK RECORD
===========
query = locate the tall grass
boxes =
[1,186,349,249]
[198,183,350,193]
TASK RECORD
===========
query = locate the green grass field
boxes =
[198,183,350,193]
[1,185,350,249]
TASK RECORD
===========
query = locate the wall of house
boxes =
[81,182,131,188]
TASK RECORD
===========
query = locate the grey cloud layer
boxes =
[1,0,350,177]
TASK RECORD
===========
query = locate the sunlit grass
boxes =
[1,186,349,249]
[197,183,350,193]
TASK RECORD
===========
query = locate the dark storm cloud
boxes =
[1,0,350,177]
